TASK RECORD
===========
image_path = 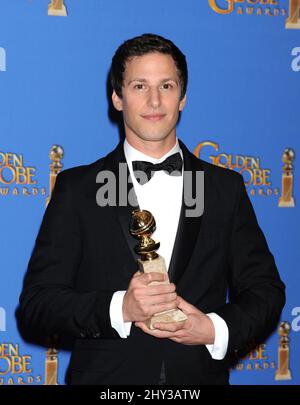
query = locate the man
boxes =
[19,33,285,385]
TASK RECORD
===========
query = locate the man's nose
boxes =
[147,87,161,109]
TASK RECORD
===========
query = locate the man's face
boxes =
[112,52,186,145]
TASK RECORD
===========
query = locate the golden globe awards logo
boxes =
[194,141,296,205]
[209,0,287,16]
[234,343,276,372]
[194,141,278,197]
[0,343,42,385]
[208,0,300,28]
[0,151,46,197]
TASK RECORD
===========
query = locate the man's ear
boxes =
[112,90,123,111]
[179,94,187,111]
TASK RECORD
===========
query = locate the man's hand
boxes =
[135,295,215,346]
[122,271,179,322]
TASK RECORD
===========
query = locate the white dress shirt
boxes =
[109,138,229,360]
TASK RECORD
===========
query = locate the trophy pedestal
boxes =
[48,5,67,16]
[44,348,59,385]
[145,308,187,330]
[278,197,295,207]
[278,171,295,207]
[275,370,292,380]
[137,255,187,330]
[285,20,300,29]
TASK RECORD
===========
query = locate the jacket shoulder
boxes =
[199,158,243,186]
[55,155,107,187]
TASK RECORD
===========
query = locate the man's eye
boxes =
[134,84,145,90]
[161,83,173,89]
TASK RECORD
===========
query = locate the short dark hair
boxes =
[110,33,188,101]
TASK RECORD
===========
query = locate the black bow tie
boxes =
[132,152,183,185]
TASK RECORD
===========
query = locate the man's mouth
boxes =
[141,114,166,121]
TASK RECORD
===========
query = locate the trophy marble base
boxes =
[278,197,295,207]
[137,255,188,330]
[285,20,300,29]
[145,308,187,330]
[275,370,292,380]
[48,5,67,16]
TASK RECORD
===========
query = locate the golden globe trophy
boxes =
[278,148,295,208]
[48,0,67,17]
[44,335,59,385]
[275,321,292,381]
[130,209,187,330]
[46,145,64,207]
[45,347,58,385]
[285,0,300,29]
[44,147,64,385]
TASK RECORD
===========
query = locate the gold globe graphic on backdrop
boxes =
[49,145,64,166]
[278,321,291,338]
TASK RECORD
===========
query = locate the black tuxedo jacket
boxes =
[19,140,285,385]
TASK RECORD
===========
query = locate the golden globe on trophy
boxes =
[130,209,187,330]
[48,0,67,17]
[278,148,295,208]
[275,321,292,380]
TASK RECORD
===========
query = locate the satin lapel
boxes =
[103,142,140,264]
[168,140,204,285]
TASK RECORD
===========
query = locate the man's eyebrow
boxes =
[127,78,179,85]
[128,78,147,85]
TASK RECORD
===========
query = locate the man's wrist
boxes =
[122,292,130,322]
[205,314,215,345]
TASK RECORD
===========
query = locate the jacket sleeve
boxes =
[19,170,119,340]
[215,174,286,355]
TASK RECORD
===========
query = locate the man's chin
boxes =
[137,132,174,143]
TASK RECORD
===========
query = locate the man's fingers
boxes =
[142,272,167,285]
[147,292,177,305]
[146,283,176,296]
[176,295,195,313]
[150,300,179,314]
[153,320,187,332]
[135,322,175,338]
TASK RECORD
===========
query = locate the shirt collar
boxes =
[124,138,182,165]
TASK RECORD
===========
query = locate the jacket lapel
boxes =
[103,142,140,264]
[168,140,205,284]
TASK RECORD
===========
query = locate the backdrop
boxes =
[0,0,299,385]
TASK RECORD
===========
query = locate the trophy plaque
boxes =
[130,209,187,330]
[278,148,295,208]
[48,0,67,17]
[275,321,292,380]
